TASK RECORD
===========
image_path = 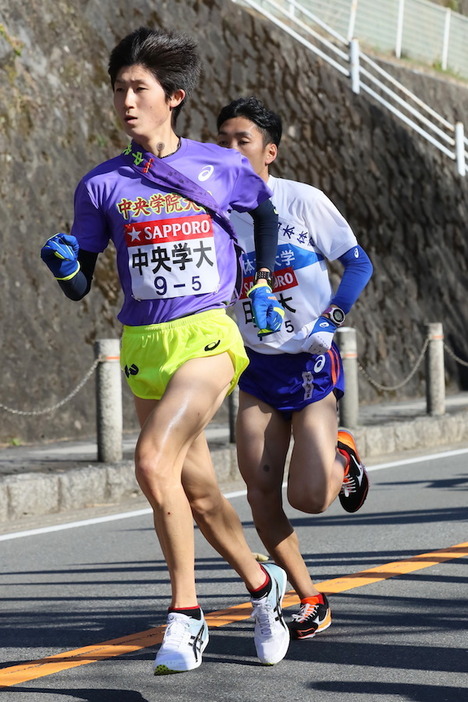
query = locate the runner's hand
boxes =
[41,233,80,280]
[301,316,337,354]
[247,279,284,337]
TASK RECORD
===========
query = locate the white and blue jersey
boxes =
[231,175,357,355]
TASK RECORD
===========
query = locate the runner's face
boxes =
[217,117,276,181]
[113,64,183,148]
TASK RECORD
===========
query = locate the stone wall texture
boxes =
[0,0,467,444]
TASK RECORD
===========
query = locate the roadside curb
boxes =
[1,409,468,524]
[354,408,468,458]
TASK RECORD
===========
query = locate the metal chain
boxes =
[359,336,468,392]
[0,357,103,416]
[443,341,468,367]
[358,337,430,392]
[2,336,467,413]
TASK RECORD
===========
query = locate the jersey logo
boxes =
[124,363,139,377]
[198,165,214,181]
[204,340,221,352]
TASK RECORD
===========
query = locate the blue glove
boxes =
[301,316,337,354]
[41,233,80,280]
[247,279,284,336]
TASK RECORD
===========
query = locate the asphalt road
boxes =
[1,446,467,701]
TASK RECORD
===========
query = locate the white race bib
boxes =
[125,214,220,299]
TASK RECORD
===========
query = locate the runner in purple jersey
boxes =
[72,137,278,325]
[41,28,289,674]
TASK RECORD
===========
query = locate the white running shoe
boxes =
[251,562,290,665]
[153,611,209,675]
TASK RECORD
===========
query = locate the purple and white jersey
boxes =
[71,139,271,325]
[231,175,357,354]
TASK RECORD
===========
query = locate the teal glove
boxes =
[247,279,284,337]
[41,233,80,280]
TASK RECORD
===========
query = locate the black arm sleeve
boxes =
[248,198,279,272]
[58,249,98,301]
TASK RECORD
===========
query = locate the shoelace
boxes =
[340,474,357,495]
[251,600,275,636]
[291,601,319,623]
[164,615,191,648]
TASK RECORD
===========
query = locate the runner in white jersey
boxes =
[217,97,373,641]
[40,32,290,675]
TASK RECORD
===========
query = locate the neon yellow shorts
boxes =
[120,308,249,400]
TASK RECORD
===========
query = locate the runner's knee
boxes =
[134,446,178,504]
[288,484,329,514]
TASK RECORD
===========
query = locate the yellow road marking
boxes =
[315,541,468,595]
[1,541,467,688]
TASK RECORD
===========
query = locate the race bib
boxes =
[125,214,220,300]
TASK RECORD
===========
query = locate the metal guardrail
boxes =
[233,0,468,176]
[247,0,468,79]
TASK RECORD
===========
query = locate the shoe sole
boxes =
[338,431,369,513]
[337,431,362,463]
[339,468,369,513]
[154,665,185,675]
[153,624,209,675]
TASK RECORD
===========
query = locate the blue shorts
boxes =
[239,343,344,418]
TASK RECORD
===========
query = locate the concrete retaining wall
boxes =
[2,410,467,523]
[0,0,467,444]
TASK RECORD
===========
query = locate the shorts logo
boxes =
[302,370,314,401]
[204,340,221,352]
[124,363,139,377]
[198,165,214,181]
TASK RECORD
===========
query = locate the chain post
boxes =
[95,339,123,462]
[228,386,239,444]
[425,323,445,416]
[336,326,359,428]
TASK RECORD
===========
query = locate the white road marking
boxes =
[1,447,467,542]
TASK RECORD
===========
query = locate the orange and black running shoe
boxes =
[289,594,332,640]
[338,429,369,513]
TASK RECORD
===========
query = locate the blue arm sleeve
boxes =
[248,199,279,272]
[330,245,373,314]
